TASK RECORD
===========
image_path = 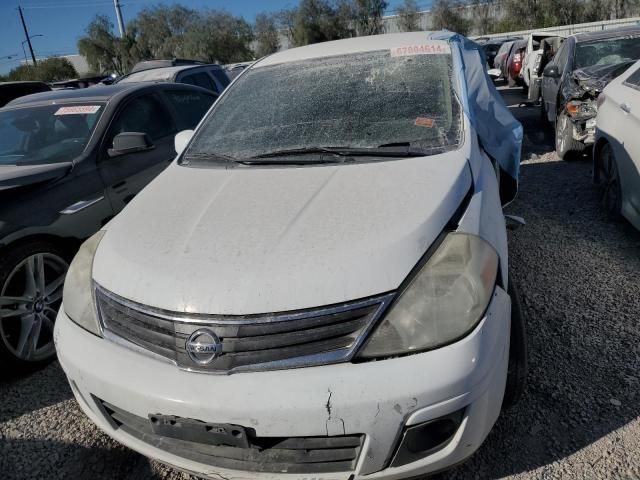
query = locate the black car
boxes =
[0,83,216,369]
[541,26,640,159]
[0,81,51,108]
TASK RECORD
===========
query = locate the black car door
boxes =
[542,39,572,122]
[98,92,178,214]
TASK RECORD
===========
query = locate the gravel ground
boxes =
[1,86,639,480]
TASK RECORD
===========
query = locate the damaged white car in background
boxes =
[55,32,526,479]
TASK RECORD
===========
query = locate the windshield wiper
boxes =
[239,157,353,166]
[181,152,240,166]
[248,147,354,159]
[246,145,430,163]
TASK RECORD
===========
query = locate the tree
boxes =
[472,0,496,35]
[181,10,254,63]
[396,0,421,32]
[353,0,388,35]
[78,15,132,75]
[285,0,355,47]
[254,13,280,57]
[431,0,473,35]
[5,57,78,82]
[126,5,198,61]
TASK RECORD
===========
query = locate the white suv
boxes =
[523,33,565,99]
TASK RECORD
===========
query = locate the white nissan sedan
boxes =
[55,32,525,479]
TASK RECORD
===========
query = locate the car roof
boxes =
[119,64,222,83]
[257,32,446,67]
[573,25,640,42]
[0,81,50,88]
[2,82,210,109]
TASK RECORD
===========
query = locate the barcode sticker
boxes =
[54,105,101,115]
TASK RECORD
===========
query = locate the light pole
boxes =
[21,35,43,65]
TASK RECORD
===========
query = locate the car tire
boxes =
[503,280,527,409]
[555,112,584,160]
[599,143,623,220]
[0,241,70,374]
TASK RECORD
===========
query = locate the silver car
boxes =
[593,60,640,230]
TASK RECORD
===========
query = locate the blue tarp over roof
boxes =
[431,31,523,203]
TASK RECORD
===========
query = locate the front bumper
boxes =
[571,116,597,145]
[55,287,511,480]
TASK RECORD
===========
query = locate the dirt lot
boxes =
[1,86,639,480]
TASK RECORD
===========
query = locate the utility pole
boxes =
[18,6,37,65]
[113,0,125,37]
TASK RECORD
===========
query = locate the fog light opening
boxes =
[390,408,465,467]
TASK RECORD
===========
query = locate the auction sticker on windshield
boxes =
[391,42,451,57]
[54,105,101,115]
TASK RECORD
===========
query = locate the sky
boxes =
[0,0,433,75]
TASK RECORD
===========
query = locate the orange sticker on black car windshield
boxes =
[415,117,435,128]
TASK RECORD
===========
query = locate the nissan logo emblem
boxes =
[186,329,222,365]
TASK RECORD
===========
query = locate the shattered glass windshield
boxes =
[575,36,640,69]
[183,50,462,164]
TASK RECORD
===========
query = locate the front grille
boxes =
[95,284,391,373]
[98,398,364,474]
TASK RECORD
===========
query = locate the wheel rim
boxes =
[0,253,68,362]
[601,145,621,214]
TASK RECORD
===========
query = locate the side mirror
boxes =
[174,129,194,155]
[543,64,560,78]
[108,132,154,157]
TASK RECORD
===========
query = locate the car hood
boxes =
[571,61,636,96]
[0,162,72,191]
[93,153,472,315]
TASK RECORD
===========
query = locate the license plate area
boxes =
[149,414,250,448]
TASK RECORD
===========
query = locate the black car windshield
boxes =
[575,36,640,69]
[0,103,103,166]
[183,49,462,163]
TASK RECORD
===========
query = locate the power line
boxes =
[22,3,115,9]
[21,0,147,9]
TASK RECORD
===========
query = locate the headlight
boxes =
[63,231,105,336]
[566,100,597,119]
[358,233,498,358]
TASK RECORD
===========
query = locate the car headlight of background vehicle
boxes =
[63,231,105,336]
[358,233,499,358]
[566,100,597,120]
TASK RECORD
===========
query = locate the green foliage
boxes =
[472,0,496,35]
[497,0,640,32]
[179,10,254,63]
[353,0,388,35]
[254,13,280,57]
[78,5,254,75]
[396,0,421,32]
[282,0,356,47]
[78,15,133,75]
[431,0,473,35]
[5,57,78,82]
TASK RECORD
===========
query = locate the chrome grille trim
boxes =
[95,283,393,374]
